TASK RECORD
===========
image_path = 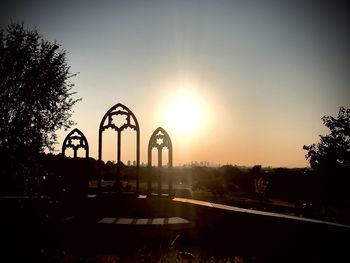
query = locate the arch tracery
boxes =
[62,128,89,158]
[148,127,173,196]
[98,103,140,194]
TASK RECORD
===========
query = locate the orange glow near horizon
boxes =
[5,0,350,169]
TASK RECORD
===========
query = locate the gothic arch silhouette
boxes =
[98,103,140,194]
[62,128,89,158]
[148,127,173,196]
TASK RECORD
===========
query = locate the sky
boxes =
[1,0,349,167]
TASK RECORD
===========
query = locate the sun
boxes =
[164,91,204,136]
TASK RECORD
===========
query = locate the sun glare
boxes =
[164,91,204,136]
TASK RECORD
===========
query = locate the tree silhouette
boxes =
[303,107,350,205]
[0,23,79,194]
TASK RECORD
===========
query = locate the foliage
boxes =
[0,23,79,152]
[39,154,92,201]
[254,176,268,198]
[303,107,350,204]
[303,107,350,171]
[0,23,79,194]
[267,168,312,204]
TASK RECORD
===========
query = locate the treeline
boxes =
[2,152,348,212]
[2,153,316,204]
[173,165,314,204]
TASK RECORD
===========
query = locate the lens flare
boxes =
[164,91,204,136]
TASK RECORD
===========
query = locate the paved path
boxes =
[98,217,190,226]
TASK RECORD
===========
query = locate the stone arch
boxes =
[98,103,140,194]
[148,127,173,196]
[62,128,89,158]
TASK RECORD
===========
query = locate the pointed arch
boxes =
[62,128,89,158]
[148,127,173,196]
[98,103,140,194]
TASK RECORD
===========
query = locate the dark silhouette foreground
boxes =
[1,194,349,263]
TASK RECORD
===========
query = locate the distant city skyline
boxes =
[1,1,349,167]
[116,159,222,168]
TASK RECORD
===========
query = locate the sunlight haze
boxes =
[1,0,349,167]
